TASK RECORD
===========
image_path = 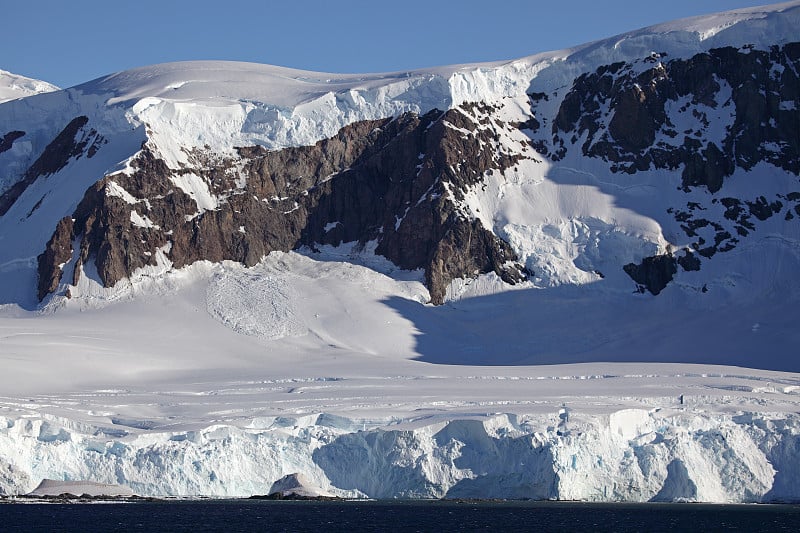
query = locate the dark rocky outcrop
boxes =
[37,107,528,304]
[36,216,74,300]
[0,130,25,155]
[676,250,701,272]
[664,187,794,271]
[624,248,708,294]
[747,196,783,221]
[540,43,800,193]
[0,116,104,216]
[624,254,678,295]
[21,116,90,178]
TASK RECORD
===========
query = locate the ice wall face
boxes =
[1,410,798,502]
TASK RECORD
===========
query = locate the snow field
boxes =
[1,226,798,499]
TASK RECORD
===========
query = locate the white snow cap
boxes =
[0,69,59,103]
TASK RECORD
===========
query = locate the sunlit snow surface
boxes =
[0,69,58,104]
[1,2,800,500]
[2,249,799,500]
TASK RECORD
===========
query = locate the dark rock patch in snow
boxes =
[38,108,527,304]
[36,216,74,300]
[0,130,24,155]
[0,116,102,216]
[624,253,677,295]
[539,43,800,192]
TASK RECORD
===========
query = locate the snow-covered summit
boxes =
[518,1,800,89]
[98,2,800,149]
[622,0,799,42]
[3,2,797,161]
[0,69,59,103]
[72,1,798,107]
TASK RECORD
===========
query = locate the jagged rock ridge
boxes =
[36,107,527,304]
[526,42,800,294]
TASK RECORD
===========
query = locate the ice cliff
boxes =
[2,409,799,502]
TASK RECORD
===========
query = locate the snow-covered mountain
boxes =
[1,2,800,501]
[1,3,798,310]
[0,69,58,103]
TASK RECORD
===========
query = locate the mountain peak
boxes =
[0,2,798,366]
[0,69,59,104]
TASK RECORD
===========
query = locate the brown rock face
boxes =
[607,63,670,154]
[529,43,800,294]
[544,43,800,192]
[36,216,74,300]
[37,107,528,304]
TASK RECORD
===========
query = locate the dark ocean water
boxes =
[1,500,799,532]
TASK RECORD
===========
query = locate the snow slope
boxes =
[0,69,58,104]
[1,249,799,500]
[0,2,799,500]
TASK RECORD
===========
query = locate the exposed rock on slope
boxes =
[529,41,800,289]
[0,116,104,216]
[545,44,800,188]
[37,107,527,304]
[0,4,797,308]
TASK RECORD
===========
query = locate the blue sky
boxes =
[2,0,766,88]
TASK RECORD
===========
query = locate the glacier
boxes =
[0,247,798,501]
[2,407,800,502]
